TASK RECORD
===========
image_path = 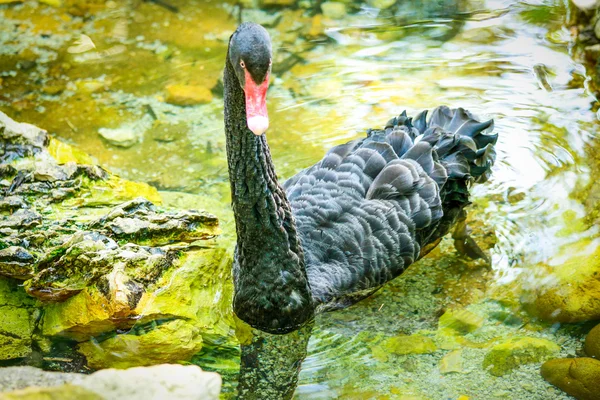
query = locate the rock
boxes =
[483,337,560,376]
[0,385,102,400]
[541,357,600,400]
[367,0,396,9]
[0,306,32,360]
[0,109,232,369]
[521,239,600,323]
[440,349,464,374]
[376,334,437,360]
[0,247,36,280]
[321,2,347,19]
[90,197,219,245]
[165,84,213,106]
[0,365,221,400]
[80,364,221,400]
[0,210,42,231]
[0,110,48,162]
[0,278,35,361]
[260,0,296,6]
[585,323,600,359]
[570,0,599,11]
[0,366,82,392]
[77,320,204,369]
[438,308,484,334]
[98,127,141,148]
[41,246,233,364]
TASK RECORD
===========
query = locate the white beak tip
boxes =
[248,116,269,136]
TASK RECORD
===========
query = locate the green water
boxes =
[1,0,599,398]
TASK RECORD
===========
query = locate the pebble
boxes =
[321,2,347,20]
[367,0,397,9]
[165,84,213,106]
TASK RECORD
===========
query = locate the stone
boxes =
[81,364,221,399]
[0,385,102,400]
[321,2,347,19]
[585,323,600,359]
[0,278,35,361]
[98,127,141,148]
[438,308,484,335]
[260,0,295,6]
[77,320,204,369]
[0,367,82,392]
[0,247,36,280]
[541,357,600,400]
[367,0,396,9]
[0,210,42,231]
[521,239,600,323]
[0,101,231,374]
[0,110,48,162]
[0,365,221,400]
[440,349,464,374]
[165,84,213,106]
[571,0,599,11]
[482,337,560,376]
[0,306,32,360]
[378,334,437,359]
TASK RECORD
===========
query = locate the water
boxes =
[1,0,599,398]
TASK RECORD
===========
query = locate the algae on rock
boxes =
[0,109,234,367]
[482,337,560,376]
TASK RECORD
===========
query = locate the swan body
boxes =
[225,23,497,335]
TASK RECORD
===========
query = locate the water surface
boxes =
[1,0,598,398]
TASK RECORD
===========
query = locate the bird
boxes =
[224,22,497,336]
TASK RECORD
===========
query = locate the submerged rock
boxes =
[483,337,560,376]
[584,323,600,359]
[541,357,600,400]
[0,364,221,400]
[521,239,600,323]
[78,319,203,369]
[372,334,437,361]
[438,308,484,335]
[165,84,213,106]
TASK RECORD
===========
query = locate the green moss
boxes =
[77,319,203,369]
[0,306,33,360]
[483,337,560,376]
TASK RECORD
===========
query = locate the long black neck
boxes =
[224,57,314,334]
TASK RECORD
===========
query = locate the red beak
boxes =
[243,69,269,136]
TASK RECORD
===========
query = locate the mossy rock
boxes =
[0,385,103,400]
[483,337,560,376]
[372,334,437,361]
[521,239,600,323]
[0,278,35,360]
[77,319,204,369]
[438,308,484,335]
[584,323,600,359]
[541,357,600,400]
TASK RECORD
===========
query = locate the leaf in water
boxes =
[68,34,96,54]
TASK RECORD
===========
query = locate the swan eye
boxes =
[240,60,245,68]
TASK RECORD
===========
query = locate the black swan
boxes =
[225,22,497,397]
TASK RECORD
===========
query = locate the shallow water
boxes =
[1,0,599,398]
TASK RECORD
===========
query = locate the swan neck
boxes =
[223,57,314,334]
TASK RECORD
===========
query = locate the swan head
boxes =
[228,23,272,136]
